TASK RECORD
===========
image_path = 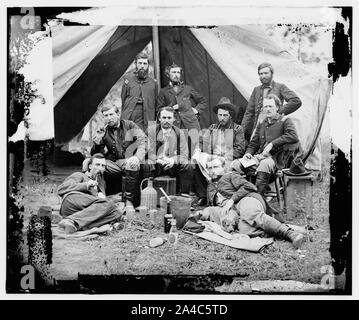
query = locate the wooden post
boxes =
[89,118,93,149]
[152,26,161,91]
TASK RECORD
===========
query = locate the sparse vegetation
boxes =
[17,145,331,291]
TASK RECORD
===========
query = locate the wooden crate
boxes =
[284,174,314,222]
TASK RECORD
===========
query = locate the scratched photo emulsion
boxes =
[6,5,352,295]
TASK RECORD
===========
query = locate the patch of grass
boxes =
[18,163,331,291]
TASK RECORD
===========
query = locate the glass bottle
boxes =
[168,218,178,246]
[164,202,172,233]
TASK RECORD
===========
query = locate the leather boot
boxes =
[123,170,140,207]
[178,165,193,195]
[256,171,271,195]
[262,215,304,249]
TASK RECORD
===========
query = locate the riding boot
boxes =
[123,170,140,207]
[262,215,304,249]
[178,165,193,195]
[255,171,271,195]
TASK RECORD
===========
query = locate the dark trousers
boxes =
[60,193,122,230]
[154,163,193,194]
[193,165,208,198]
[105,159,140,206]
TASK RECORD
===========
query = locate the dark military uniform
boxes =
[246,113,299,169]
[91,120,147,206]
[194,120,246,199]
[241,81,302,141]
[58,172,122,231]
[121,72,158,130]
[147,123,193,194]
[157,83,207,131]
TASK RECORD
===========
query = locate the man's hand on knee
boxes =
[125,156,140,170]
[163,157,175,170]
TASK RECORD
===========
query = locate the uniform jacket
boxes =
[121,72,158,127]
[57,172,106,201]
[246,114,299,169]
[241,81,302,141]
[157,83,207,130]
[147,124,189,165]
[91,120,147,162]
[200,120,246,161]
[207,172,267,210]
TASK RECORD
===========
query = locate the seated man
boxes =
[200,158,304,248]
[192,97,246,205]
[147,106,192,194]
[57,153,123,234]
[231,93,300,195]
[91,105,147,207]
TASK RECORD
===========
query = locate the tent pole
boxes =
[88,119,93,151]
[152,26,161,91]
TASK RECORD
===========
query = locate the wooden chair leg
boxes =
[279,174,287,214]
[274,176,283,209]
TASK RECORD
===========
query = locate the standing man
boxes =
[232,94,300,195]
[157,63,207,132]
[241,62,302,142]
[91,105,147,207]
[57,153,123,234]
[121,53,158,131]
[192,97,246,206]
[147,107,192,194]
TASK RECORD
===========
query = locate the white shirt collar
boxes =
[161,127,172,136]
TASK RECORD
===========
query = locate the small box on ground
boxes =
[283,173,314,222]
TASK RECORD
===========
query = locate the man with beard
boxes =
[121,53,158,130]
[192,97,246,206]
[232,94,300,195]
[91,105,147,208]
[199,157,304,249]
[57,153,123,234]
[241,62,302,142]
[157,63,207,132]
[147,107,192,194]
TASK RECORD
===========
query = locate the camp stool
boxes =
[246,170,286,213]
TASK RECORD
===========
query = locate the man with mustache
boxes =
[91,105,147,208]
[198,157,304,249]
[121,53,158,131]
[147,106,192,194]
[57,153,123,234]
[192,97,246,206]
[241,62,302,142]
[232,93,300,195]
[157,63,207,132]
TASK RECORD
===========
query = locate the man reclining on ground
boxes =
[199,157,304,249]
[57,153,123,234]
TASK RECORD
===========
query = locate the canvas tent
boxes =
[52,23,331,170]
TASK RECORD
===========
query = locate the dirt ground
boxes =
[16,144,344,293]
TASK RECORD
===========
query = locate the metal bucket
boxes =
[159,195,192,229]
[153,176,176,207]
